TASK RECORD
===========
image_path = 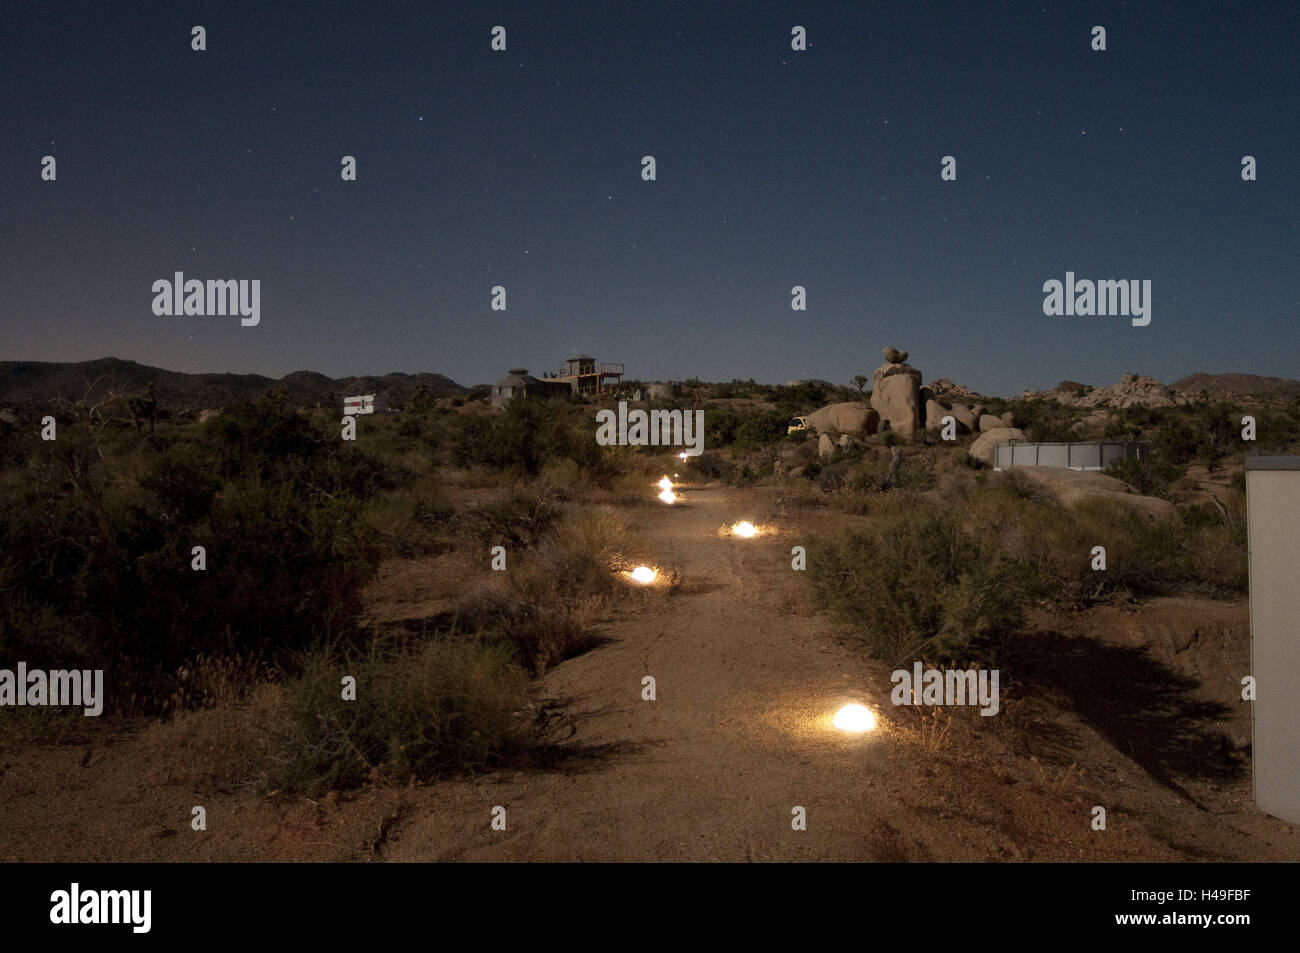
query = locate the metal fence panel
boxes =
[992,441,1149,471]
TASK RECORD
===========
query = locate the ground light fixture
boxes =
[658,487,677,504]
[627,566,658,584]
[678,451,688,461]
[832,703,877,733]
[657,476,673,490]
[730,520,759,538]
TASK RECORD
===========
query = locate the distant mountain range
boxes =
[0,358,466,412]
[3,359,1295,414]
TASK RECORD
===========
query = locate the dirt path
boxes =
[3,483,1296,862]
[389,484,912,861]
[380,485,1296,862]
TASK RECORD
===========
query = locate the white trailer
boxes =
[342,394,375,416]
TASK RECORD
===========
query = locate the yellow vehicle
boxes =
[787,416,808,435]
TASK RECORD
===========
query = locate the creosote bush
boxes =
[0,393,382,712]
[270,636,531,795]
[808,508,1029,664]
[807,477,1248,664]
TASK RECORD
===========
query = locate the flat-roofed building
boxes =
[540,354,624,397]
[490,368,571,408]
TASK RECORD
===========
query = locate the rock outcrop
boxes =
[871,347,922,438]
[1013,468,1176,519]
[924,398,951,432]
[969,427,1028,465]
[1016,373,1183,409]
[803,401,880,436]
[948,403,979,432]
[928,378,981,403]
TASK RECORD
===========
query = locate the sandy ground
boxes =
[1,482,1295,862]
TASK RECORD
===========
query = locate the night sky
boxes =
[3,1,1296,395]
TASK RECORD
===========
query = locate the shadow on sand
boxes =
[1002,629,1246,800]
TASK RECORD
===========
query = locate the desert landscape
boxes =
[4,12,1299,933]
[2,351,1296,862]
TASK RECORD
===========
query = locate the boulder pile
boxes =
[1015,373,1184,409]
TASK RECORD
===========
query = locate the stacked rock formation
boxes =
[870,347,923,439]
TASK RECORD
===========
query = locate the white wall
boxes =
[1247,459,1300,824]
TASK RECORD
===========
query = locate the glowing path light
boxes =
[658,487,677,504]
[628,566,658,584]
[833,704,877,733]
[657,476,674,490]
[731,521,758,538]
[678,451,688,461]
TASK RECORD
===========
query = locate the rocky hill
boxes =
[1016,373,1183,409]
[1169,372,1300,399]
[0,358,466,412]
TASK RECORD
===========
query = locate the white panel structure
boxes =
[1246,457,1300,824]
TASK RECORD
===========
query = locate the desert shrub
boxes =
[460,491,560,548]
[456,591,599,674]
[122,477,377,677]
[450,399,550,473]
[772,380,833,418]
[731,410,788,449]
[806,481,1249,664]
[986,468,1048,503]
[540,456,581,488]
[1149,414,1202,466]
[817,458,851,491]
[207,391,318,480]
[1127,403,1242,468]
[270,636,531,794]
[780,478,825,508]
[1255,409,1300,453]
[1009,399,1076,442]
[689,452,734,482]
[448,398,616,479]
[897,450,939,491]
[455,506,629,672]
[807,506,1029,663]
[1105,455,1184,498]
[362,486,458,558]
[967,485,1246,604]
[0,395,385,713]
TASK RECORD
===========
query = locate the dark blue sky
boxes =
[3,1,1296,394]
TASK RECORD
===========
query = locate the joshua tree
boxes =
[851,374,868,394]
[409,382,433,413]
[126,381,158,433]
